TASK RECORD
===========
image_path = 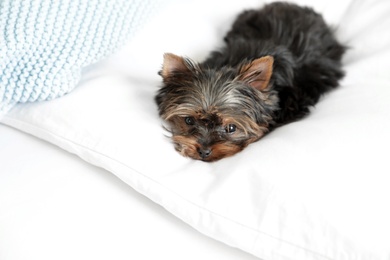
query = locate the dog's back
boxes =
[203,2,346,125]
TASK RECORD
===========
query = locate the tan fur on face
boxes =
[172,134,243,161]
[172,132,264,162]
[164,108,269,161]
[172,135,200,159]
[207,142,244,161]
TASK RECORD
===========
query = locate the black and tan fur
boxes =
[156,2,346,162]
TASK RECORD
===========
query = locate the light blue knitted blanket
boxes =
[0,0,164,115]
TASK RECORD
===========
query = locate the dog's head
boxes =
[155,53,278,161]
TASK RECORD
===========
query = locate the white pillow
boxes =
[2,0,390,259]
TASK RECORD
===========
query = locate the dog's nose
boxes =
[198,148,212,159]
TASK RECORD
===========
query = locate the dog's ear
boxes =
[159,53,191,78]
[239,56,274,91]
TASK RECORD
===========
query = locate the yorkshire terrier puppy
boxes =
[156,2,346,162]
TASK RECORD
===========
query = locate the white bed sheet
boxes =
[0,124,257,260]
[1,0,390,259]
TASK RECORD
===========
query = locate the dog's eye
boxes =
[185,117,195,125]
[225,124,237,134]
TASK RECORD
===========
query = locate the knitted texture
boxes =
[0,0,164,115]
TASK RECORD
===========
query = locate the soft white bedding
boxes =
[0,124,256,260]
[1,0,390,259]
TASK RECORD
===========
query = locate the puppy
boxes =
[156,2,346,162]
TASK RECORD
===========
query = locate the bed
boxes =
[1,0,390,259]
